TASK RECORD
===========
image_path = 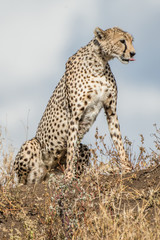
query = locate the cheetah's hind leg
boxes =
[14,138,47,184]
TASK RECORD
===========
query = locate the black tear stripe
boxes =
[123,42,127,56]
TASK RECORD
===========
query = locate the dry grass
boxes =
[0,126,15,186]
[0,125,160,240]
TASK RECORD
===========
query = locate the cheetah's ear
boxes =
[94,27,105,40]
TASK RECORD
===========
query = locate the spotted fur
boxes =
[14,27,135,184]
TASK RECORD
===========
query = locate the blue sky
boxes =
[0,0,160,156]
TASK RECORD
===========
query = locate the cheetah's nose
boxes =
[130,51,136,58]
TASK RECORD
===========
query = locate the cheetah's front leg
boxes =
[104,105,132,173]
[65,118,79,180]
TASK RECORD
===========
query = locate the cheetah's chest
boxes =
[79,76,110,133]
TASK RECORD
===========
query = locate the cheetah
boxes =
[14,27,136,184]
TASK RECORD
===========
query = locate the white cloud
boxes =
[147,0,160,5]
[0,0,100,88]
[118,84,160,118]
[0,2,69,84]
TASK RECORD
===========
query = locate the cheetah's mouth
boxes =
[120,57,135,64]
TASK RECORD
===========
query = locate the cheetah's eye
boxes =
[120,39,126,44]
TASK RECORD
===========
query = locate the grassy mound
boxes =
[0,126,160,240]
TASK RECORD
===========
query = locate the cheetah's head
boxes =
[94,27,136,64]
